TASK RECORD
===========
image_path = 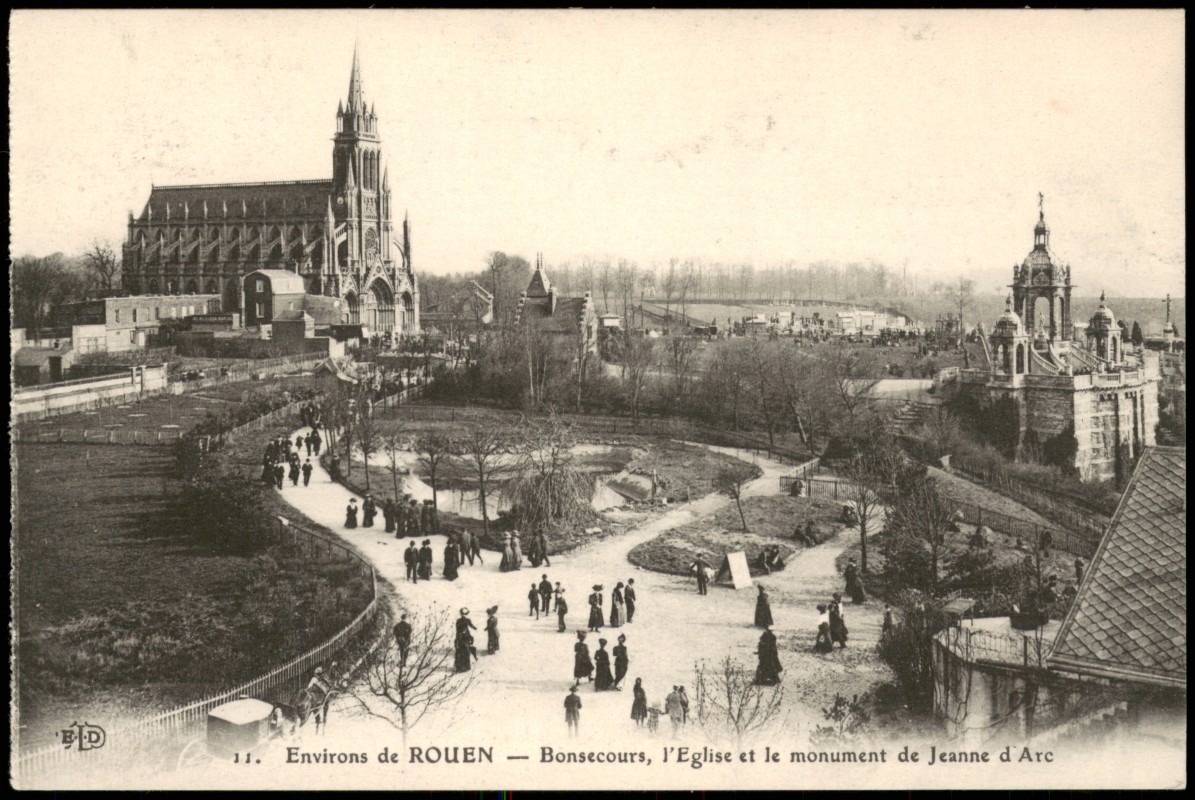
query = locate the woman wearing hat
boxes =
[345,498,359,529]
[754,584,774,628]
[829,594,848,648]
[754,625,783,686]
[485,606,500,654]
[500,532,513,572]
[454,608,477,672]
[612,634,629,690]
[609,582,626,628]
[573,631,594,683]
[814,604,833,653]
[630,678,648,726]
[510,530,524,571]
[588,585,605,632]
[594,638,615,691]
[362,493,377,528]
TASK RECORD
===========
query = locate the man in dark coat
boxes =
[393,613,412,663]
[418,539,433,580]
[556,590,569,632]
[420,501,433,536]
[311,428,322,455]
[305,431,314,456]
[289,460,301,487]
[362,495,377,528]
[261,461,275,487]
[539,575,554,615]
[689,555,711,595]
[404,540,419,583]
[754,626,783,685]
[536,530,551,567]
[273,463,285,490]
[564,685,582,738]
[624,578,637,622]
[301,458,313,487]
[383,498,397,533]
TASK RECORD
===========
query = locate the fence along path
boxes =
[16,502,378,783]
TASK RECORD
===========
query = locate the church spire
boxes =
[347,42,364,113]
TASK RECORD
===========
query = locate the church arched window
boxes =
[1015,343,1025,374]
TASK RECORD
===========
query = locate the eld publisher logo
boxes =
[58,722,106,752]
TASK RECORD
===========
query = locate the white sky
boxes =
[8,9,1186,295]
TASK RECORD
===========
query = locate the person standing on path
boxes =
[588,585,605,632]
[345,498,359,529]
[689,555,711,595]
[468,530,484,566]
[553,582,565,612]
[418,539,433,581]
[443,538,460,581]
[274,463,285,490]
[556,590,569,633]
[754,584,774,628]
[624,579,637,623]
[829,594,848,648]
[754,627,783,685]
[510,531,524,571]
[288,459,300,487]
[485,606,500,654]
[573,631,594,683]
[404,540,419,582]
[454,609,477,672]
[535,529,551,567]
[609,582,626,628]
[539,575,554,615]
[677,686,689,725]
[814,604,833,653]
[393,613,412,663]
[528,584,541,619]
[612,634,629,690]
[594,639,614,691]
[383,497,396,533]
[311,428,322,456]
[295,435,304,452]
[301,458,313,487]
[362,494,377,528]
[564,685,582,738]
[664,687,684,738]
[844,558,866,604]
[630,678,648,727]
[305,431,314,457]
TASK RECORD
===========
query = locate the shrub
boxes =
[876,594,949,714]
[170,468,276,554]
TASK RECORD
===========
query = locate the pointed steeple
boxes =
[382,164,389,190]
[345,159,357,189]
[347,42,364,113]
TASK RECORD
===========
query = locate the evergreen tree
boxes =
[1130,320,1144,346]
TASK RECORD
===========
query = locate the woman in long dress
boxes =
[501,533,514,572]
[630,678,648,726]
[814,604,833,653]
[443,539,460,581]
[612,634,629,690]
[362,495,377,528]
[594,639,615,691]
[754,585,774,628]
[510,532,524,570]
[573,631,594,683]
[754,627,783,686]
[345,499,359,529]
[485,606,500,654]
[454,609,477,672]
[829,594,848,648]
[588,585,605,632]
[609,582,626,628]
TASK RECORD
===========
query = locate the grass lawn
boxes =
[15,438,372,751]
[627,494,843,577]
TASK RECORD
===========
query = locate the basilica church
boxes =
[121,48,419,335]
[952,200,1159,482]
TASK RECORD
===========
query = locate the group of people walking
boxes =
[814,593,850,653]
[261,433,315,490]
[528,574,575,632]
[500,529,553,572]
[453,606,503,672]
[585,580,637,632]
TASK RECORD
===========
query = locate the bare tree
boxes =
[946,277,976,345]
[885,475,953,594]
[714,461,757,532]
[620,332,657,421]
[693,655,785,749]
[665,335,699,406]
[616,259,635,326]
[460,425,507,537]
[822,344,880,428]
[381,424,409,505]
[597,260,613,314]
[507,411,591,533]
[82,239,121,296]
[353,381,382,492]
[415,431,454,513]
[573,320,597,414]
[840,457,885,576]
[345,605,476,748]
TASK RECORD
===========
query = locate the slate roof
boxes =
[247,269,307,295]
[1048,447,1186,689]
[140,180,333,222]
[520,296,587,334]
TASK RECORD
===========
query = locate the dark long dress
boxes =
[418,546,433,580]
[443,543,460,581]
[754,590,774,628]
[486,616,499,653]
[384,501,396,533]
[829,603,848,646]
[455,617,477,672]
[844,564,866,603]
[631,685,648,722]
[594,647,615,691]
[754,629,783,685]
[362,498,377,528]
[588,593,605,631]
[814,622,833,653]
[345,504,358,529]
[574,642,594,680]
[613,644,629,687]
